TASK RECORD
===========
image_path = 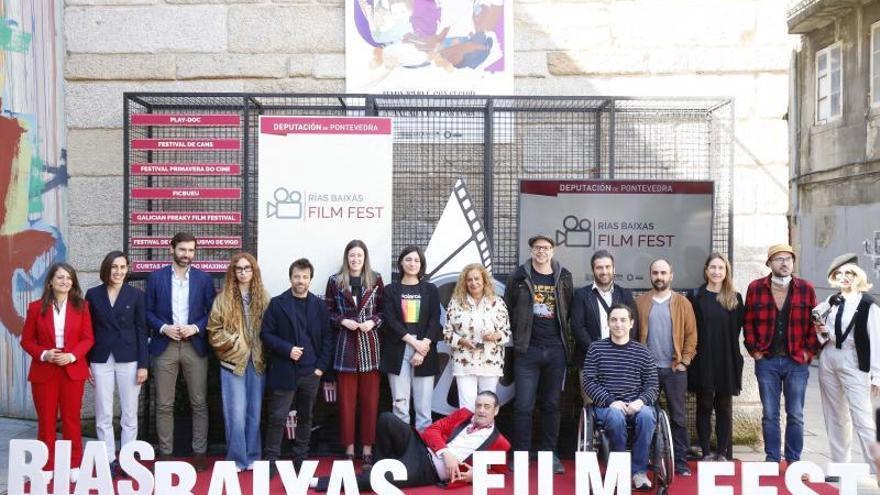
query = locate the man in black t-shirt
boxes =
[504,234,574,474]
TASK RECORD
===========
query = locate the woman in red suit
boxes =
[20,262,94,480]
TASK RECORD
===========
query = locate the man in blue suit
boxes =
[261,258,333,476]
[571,250,638,402]
[145,232,216,470]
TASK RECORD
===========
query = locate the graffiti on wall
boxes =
[0,2,67,418]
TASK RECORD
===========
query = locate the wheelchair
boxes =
[576,403,675,494]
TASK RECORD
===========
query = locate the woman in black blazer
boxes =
[380,246,441,431]
[85,251,148,474]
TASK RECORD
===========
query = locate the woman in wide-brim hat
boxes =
[816,253,880,477]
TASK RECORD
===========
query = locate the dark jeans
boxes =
[264,372,321,461]
[657,367,689,466]
[513,344,566,453]
[754,356,809,462]
[316,412,438,491]
[696,391,732,459]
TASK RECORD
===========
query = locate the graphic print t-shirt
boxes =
[530,271,562,345]
[400,283,422,336]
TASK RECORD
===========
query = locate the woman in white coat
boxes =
[816,253,880,478]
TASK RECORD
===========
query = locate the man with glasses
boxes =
[743,244,818,465]
[505,234,573,474]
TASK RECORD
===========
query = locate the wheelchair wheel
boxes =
[577,406,595,452]
[652,409,675,488]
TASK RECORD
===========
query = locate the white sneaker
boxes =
[41,470,53,482]
[71,468,80,483]
[246,462,255,471]
[632,472,652,490]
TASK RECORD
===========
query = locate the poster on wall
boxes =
[518,180,715,289]
[258,116,393,296]
[345,0,514,95]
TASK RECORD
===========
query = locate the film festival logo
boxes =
[266,187,302,220]
[556,215,592,248]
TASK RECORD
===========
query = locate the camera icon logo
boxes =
[555,215,592,248]
[266,187,303,220]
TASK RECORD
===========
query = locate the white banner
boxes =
[258,116,393,297]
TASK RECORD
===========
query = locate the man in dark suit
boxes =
[571,250,637,401]
[145,232,216,470]
[314,391,510,491]
[262,258,333,475]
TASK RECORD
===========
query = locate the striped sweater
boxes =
[582,338,659,408]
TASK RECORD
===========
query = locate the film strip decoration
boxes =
[127,113,244,273]
[425,178,493,280]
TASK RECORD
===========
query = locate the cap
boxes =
[528,234,555,247]
[766,244,795,266]
[827,253,858,278]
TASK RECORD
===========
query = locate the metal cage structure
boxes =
[124,93,735,279]
[123,93,734,454]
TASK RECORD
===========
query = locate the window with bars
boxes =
[816,42,842,123]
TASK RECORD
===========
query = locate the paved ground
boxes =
[2,365,879,494]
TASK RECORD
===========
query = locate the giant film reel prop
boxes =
[424,178,513,415]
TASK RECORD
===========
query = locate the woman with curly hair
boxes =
[444,263,510,411]
[207,252,271,471]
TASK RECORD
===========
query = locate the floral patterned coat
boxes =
[443,295,511,376]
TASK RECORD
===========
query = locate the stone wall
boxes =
[64,0,794,443]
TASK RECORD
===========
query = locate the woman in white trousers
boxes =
[444,263,510,411]
[85,251,149,475]
[817,253,880,477]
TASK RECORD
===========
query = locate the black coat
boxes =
[261,290,334,390]
[380,281,442,376]
[504,260,574,356]
[687,285,744,396]
[570,284,638,368]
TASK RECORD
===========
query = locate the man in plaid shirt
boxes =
[743,244,819,464]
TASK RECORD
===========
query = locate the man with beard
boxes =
[571,250,638,402]
[262,258,334,477]
[635,258,697,476]
[743,244,818,465]
[145,232,217,470]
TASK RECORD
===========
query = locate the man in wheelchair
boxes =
[582,303,660,490]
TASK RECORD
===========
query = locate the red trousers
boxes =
[337,371,380,447]
[32,366,86,469]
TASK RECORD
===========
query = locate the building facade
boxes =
[788,0,880,299]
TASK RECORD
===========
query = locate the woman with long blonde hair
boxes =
[207,252,270,471]
[816,254,880,478]
[686,252,743,461]
[443,263,510,411]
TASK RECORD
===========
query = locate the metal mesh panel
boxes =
[123,93,734,455]
[125,93,734,280]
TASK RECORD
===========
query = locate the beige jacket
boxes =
[635,291,698,367]
[207,289,270,375]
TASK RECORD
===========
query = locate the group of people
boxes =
[19,231,880,491]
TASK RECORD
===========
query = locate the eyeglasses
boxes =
[832,270,856,280]
[234,266,253,273]
[532,245,553,252]
[770,256,794,264]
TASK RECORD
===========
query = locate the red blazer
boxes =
[20,300,94,383]
[420,407,511,488]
